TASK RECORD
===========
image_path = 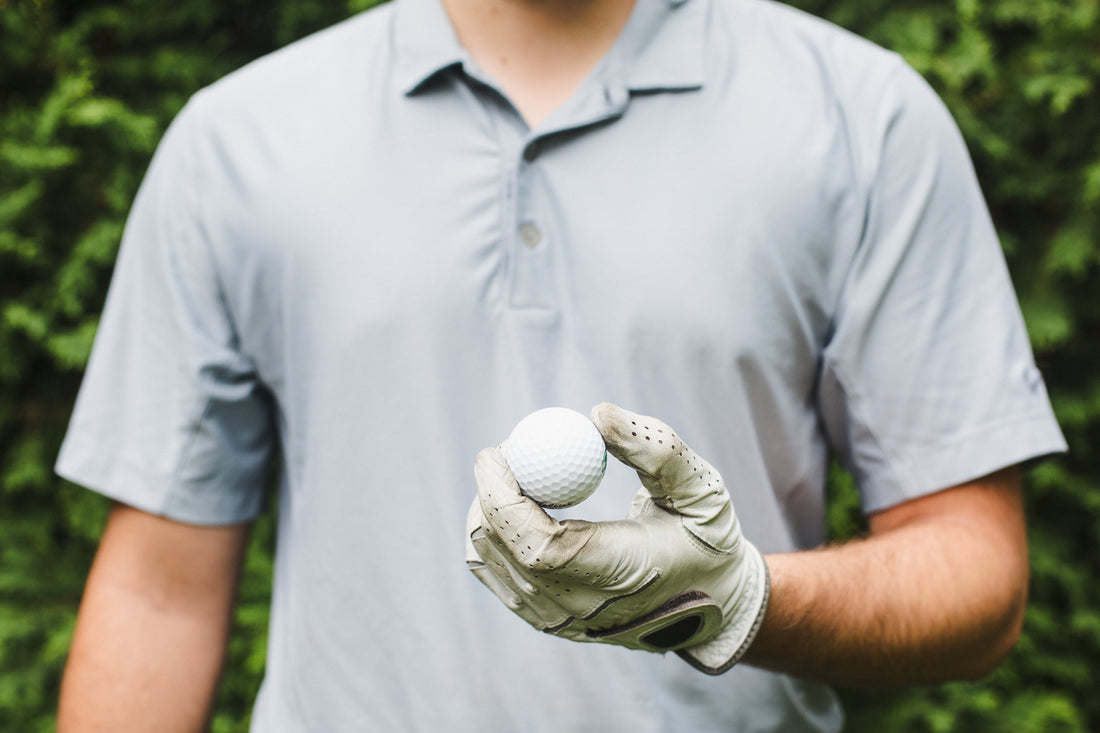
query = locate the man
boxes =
[56,0,1066,730]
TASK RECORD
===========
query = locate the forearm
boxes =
[742,471,1028,685]
[59,576,233,731]
[59,505,248,733]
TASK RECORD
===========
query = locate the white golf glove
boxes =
[465,402,770,675]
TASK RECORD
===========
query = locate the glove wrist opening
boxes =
[678,548,771,675]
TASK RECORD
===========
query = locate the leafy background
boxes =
[1,0,1096,730]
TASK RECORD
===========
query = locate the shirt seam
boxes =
[827,56,909,324]
[822,351,909,491]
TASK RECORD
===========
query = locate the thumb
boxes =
[590,402,732,532]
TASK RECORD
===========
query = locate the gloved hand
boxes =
[465,402,770,675]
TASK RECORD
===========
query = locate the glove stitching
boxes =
[679,522,735,558]
[577,568,663,622]
[545,616,576,634]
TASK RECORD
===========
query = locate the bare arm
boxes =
[742,466,1028,685]
[58,503,251,732]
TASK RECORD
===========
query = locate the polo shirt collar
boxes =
[393,0,468,94]
[611,0,706,92]
[394,0,706,96]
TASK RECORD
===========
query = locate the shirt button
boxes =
[519,223,542,248]
[523,141,540,162]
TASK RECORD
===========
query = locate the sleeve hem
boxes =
[859,411,1068,515]
[55,434,265,526]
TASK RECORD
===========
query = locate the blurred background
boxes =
[1,0,1097,730]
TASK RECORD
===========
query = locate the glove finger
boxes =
[591,402,730,519]
[467,496,537,602]
[464,496,488,565]
[475,445,573,570]
[466,496,527,607]
[468,496,567,627]
[471,528,577,630]
[476,445,638,597]
[469,553,526,612]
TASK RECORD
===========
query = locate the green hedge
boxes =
[1,0,1097,730]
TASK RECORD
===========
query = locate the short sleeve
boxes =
[56,98,276,525]
[818,62,1067,514]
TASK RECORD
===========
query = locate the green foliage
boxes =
[1,0,1097,730]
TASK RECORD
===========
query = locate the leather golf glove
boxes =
[465,402,770,675]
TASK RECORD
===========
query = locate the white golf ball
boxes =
[503,407,607,508]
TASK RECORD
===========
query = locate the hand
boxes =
[465,402,770,674]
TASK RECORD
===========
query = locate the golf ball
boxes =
[503,407,607,508]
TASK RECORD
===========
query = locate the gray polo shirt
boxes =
[57,0,1066,730]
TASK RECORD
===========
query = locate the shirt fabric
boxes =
[56,0,1067,730]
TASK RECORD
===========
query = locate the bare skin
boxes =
[440,0,636,127]
[745,467,1029,684]
[58,505,250,733]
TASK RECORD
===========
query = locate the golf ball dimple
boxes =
[503,407,607,508]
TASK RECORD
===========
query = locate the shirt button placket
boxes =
[510,135,552,309]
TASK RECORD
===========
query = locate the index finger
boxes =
[475,446,566,569]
